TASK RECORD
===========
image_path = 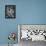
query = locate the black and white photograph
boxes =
[5,5,16,19]
[18,25,46,46]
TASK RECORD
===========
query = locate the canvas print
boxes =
[18,24,46,46]
[18,25,46,41]
[5,5,16,19]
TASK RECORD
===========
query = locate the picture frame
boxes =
[5,5,16,19]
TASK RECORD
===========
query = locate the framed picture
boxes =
[5,5,16,19]
[18,24,46,41]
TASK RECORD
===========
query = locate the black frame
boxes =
[5,5,16,19]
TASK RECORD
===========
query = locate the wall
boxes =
[0,0,18,44]
[17,0,46,24]
[0,0,46,44]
